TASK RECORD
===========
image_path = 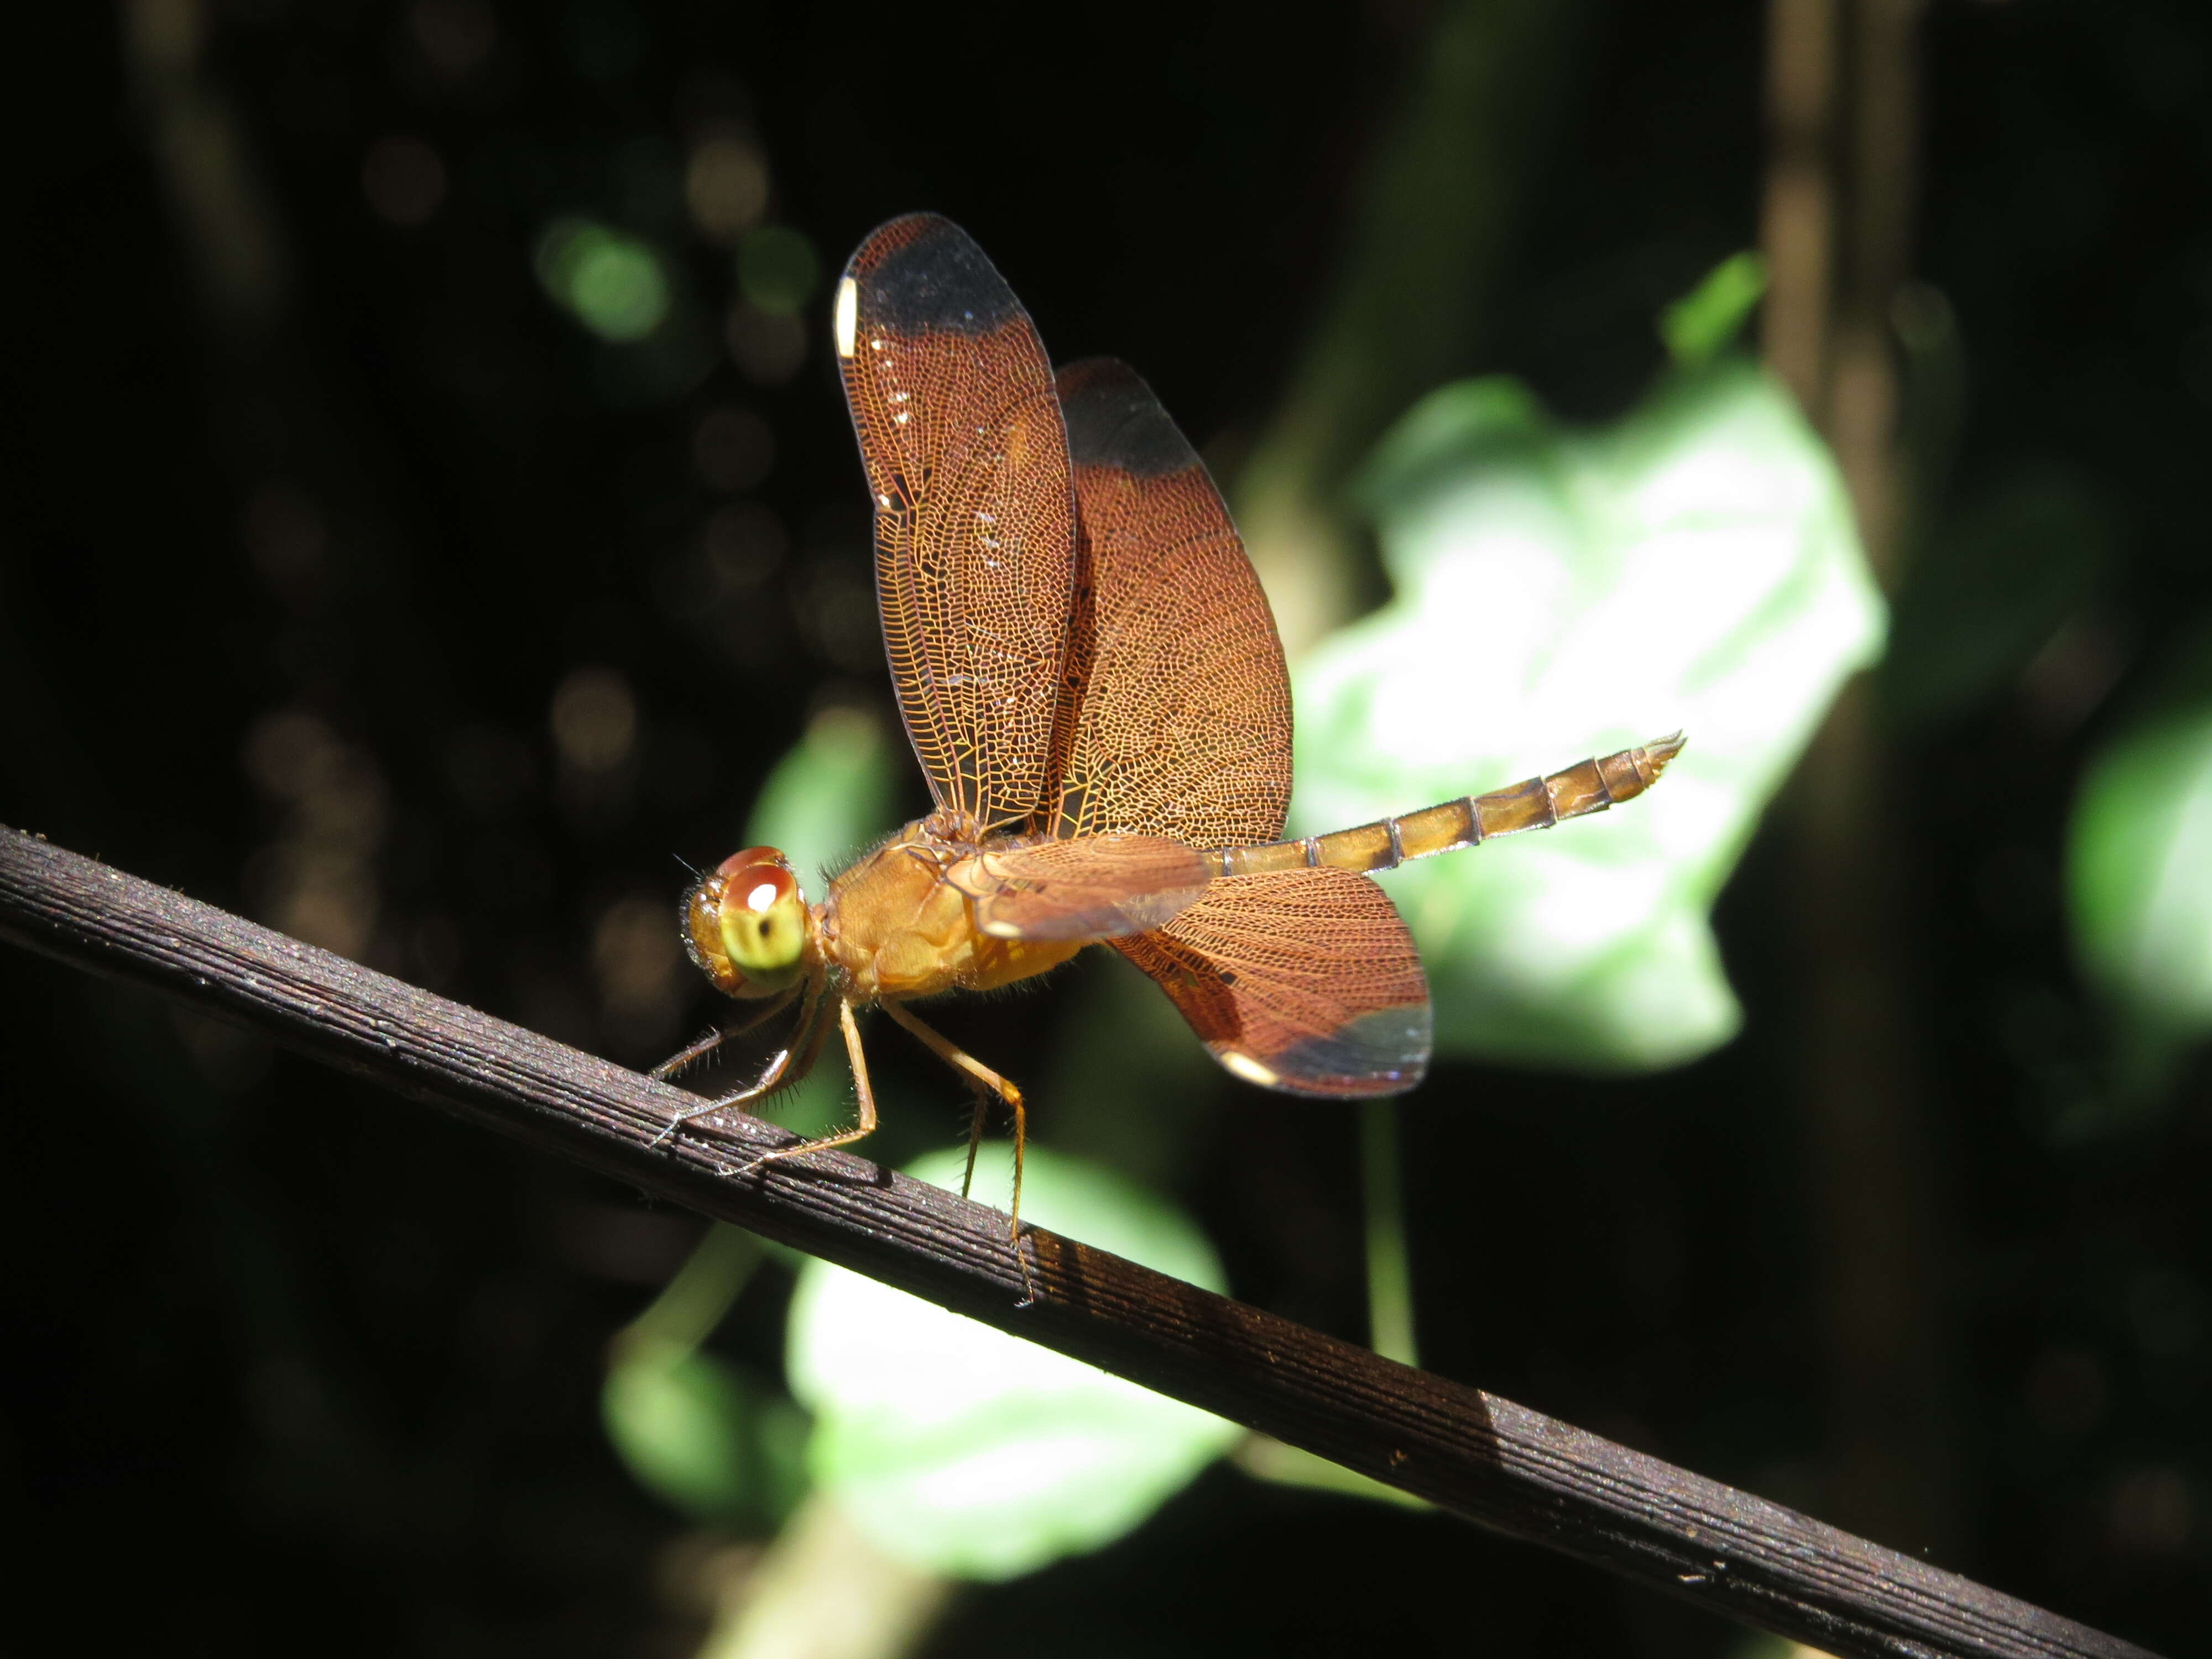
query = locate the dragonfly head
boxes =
[682,847,812,998]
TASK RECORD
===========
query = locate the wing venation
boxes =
[1040,359,1291,848]
[1113,868,1431,1097]
[950,836,1213,941]
[838,215,1075,828]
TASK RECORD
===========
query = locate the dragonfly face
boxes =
[680,846,814,998]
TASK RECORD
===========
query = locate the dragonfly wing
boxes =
[837,215,1075,828]
[951,836,1214,942]
[1042,359,1292,846]
[1113,868,1431,1097]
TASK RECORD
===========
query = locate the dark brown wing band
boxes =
[1040,359,1291,848]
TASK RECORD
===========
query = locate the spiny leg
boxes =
[734,997,880,1176]
[649,987,797,1082]
[881,1000,1033,1295]
[959,1090,989,1202]
[650,1027,728,1081]
[650,982,817,1149]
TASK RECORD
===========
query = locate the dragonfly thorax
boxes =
[821,818,1082,1004]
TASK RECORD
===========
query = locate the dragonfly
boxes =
[658,212,1681,1256]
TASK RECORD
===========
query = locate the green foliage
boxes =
[601,1225,811,1530]
[1295,341,1883,1072]
[1234,1435,1430,1509]
[744,705,898,890]
[2067,632,2212,1091]
[602,1347,811,1528]
[785,1146,1242,1581]
[1658,251,1768,369]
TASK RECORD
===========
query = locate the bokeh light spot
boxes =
[241,708,388,961]
[592,891,684,1049]
[408,0,496,77]
[550,665,639,772]
[685,135,769,244]
[241,479,330,607]
[363,135,447,228]
[535,218,671,342]
[726,301,806,384]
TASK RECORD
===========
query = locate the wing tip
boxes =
[1210,1013,1432,1099]
[845,212,1021,337]
[1057,358,1199,480]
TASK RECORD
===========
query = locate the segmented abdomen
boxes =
[1207,733,1684,878]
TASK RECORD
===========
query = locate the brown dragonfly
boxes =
[658,213,1679,1241]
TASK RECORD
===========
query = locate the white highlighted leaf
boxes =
[1293,359,1884,1072]
[786,1146,1240,1582]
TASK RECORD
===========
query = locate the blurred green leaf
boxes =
[2067,640,2212,1092]
[618,1222,761,1359]
[1881,473,2109,729]
[785,1146,1242,1582]
[1298,355,1884,1072]
[603,1225,807,1529]
[1233,1434,1430,1509]
[603,1347,811,1528]
[534,217,671,342]
[744,705,897,890]
[1658,251,1767,369]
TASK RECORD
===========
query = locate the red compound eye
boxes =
[681,846,806,998]
[717,847,796,915]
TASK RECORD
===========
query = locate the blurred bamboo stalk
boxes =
[121,0,287,331]
[697,1496,948,1659]
[1232,0,1585,655]
[1361,1099,1420,1368]
[1761,0,1954,1556]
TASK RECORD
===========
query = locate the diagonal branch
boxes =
[0,825,2159,1659]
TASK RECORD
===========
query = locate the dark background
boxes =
[3,1,2207,1653]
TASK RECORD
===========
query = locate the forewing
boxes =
[948,836,1214,942]
[1113,868,1431,1097]
[837,215,1075,828]
[1042,359,1291,846]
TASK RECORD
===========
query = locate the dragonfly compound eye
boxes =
[682,847,808,996]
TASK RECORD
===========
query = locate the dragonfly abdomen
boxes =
[1208,733,1683,879]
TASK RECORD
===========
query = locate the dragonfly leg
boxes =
[731,997,880,1175]
[880,1001,1035,1302]
[649,987,797,1082]
[957,1089,990,1202]
[650,983,817,1147]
